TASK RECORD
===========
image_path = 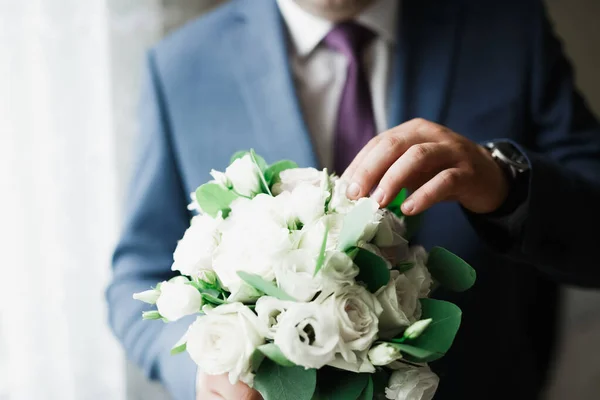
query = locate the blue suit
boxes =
[107,0,600,399]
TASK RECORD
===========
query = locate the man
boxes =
[107,0,600,399]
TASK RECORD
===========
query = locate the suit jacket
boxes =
[107,0,600,399]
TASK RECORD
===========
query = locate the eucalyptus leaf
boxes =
[311,368,368,400]
[254,359,317,400]
[396,261,415,274]
[195,182,239,218]
[354,248,391,293]
[390,299,462,362]
[257,343,296,367]
[237,271,296,301]
[337,198,379,252]
[404,212,424,241]
[372,369,390,399]
[313,225,330,277]
[230,150,249,164]
[170,342,186,355]
[250,149,272,195]
[427,246,476,292]
[265,160,299,185]
[356,376,374,400]
[386,188,407,217]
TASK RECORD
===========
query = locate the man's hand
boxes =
[196,372,262,400]
[342,118,510,215]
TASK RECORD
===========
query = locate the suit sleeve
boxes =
[106,50,197,400]
[466,2,600,288]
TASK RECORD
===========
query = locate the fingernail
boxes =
[347,182,360,198]
[402,199,414,213]
[371,187,385,204]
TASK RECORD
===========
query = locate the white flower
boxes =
[225,154,262,197]
[171,214,222,277]
[368,343,403,366]
[155,280,202,322]
[227,281,262,303]
[404,319,433,340]
[186,303,266,385]
[132,288,160,304]
[274,249,321,302]
[377,270,419,338]
[328,179,355,214]
[298,214,345,257]
[213,198,293,291]
[288,183,329,226]
[272,167,327,194]
[210,169,231,188]
[320,251,359,293]
[326,285,383,360]
[385,365,439,400]
[374,210,407,247]
[327,350,375,373]
[358,198,385,243]
[274,301,340,369]
[255,296,295,339]
[405,246,433,298]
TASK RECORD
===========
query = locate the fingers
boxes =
[401,168,464,215]
[197,373,262,400]
[344,119,451,200]
[370,143,457,207]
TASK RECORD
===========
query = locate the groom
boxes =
[108,0,600,399]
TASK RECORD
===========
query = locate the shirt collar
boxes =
[277,0,399,58]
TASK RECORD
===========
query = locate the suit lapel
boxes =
[389,0,463,127]
[227,0,318,168]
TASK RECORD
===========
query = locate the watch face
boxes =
[488,141,529,171]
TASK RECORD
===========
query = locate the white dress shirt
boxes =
[276,0,399,170]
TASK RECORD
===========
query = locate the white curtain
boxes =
[0,0,163,398]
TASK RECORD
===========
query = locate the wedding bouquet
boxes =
[134,150,476,400]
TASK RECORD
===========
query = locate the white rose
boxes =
[186,303,266,385]
[255,296,295,339]
[171,214,221,277]
[272,167,327,194]
[328,179,355,214]
[367,343,403,366]
[225,154,262,197]
[274,301,340,369]
[385,365,439,400]
[320,251,359,293]
[326,285,383,363]
[327,350,375,373]
[155,280,202,322]
[288,183,329,226]
[376,270,419,338]
[374,210,407,247]
[358,198,385,243]
[213,201,293,291]
[405,246,433,298]
[274,249,321,302]
[298,214,345,257]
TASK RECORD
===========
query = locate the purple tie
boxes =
[324,22,376,174]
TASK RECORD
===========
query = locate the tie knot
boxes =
[323,22,375,60]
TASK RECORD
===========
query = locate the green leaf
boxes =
[354,248,391,293]
[257,343,296,367]
[265,160,299,185]
[426,246,476,292]
[404,213,424,241]
[250,149,272,195]
[372,369,390,399]
[385,342,437,361]
[201,292,227,305]
[395,261,415,274]
[313,224,330,277]
[356,376,374,400]
[254,359,317,400]
[195,182,239,218]
[337,199,379,252]
[311,368,369,400]
[142,310,162,320]
[170,342,186,355]
[237,271,296,301]
[386,188,407,217]
[230,150,249,164]
[391,299,462,362]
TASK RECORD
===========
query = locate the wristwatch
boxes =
[484,140,530,179]
[483,140,530,216]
